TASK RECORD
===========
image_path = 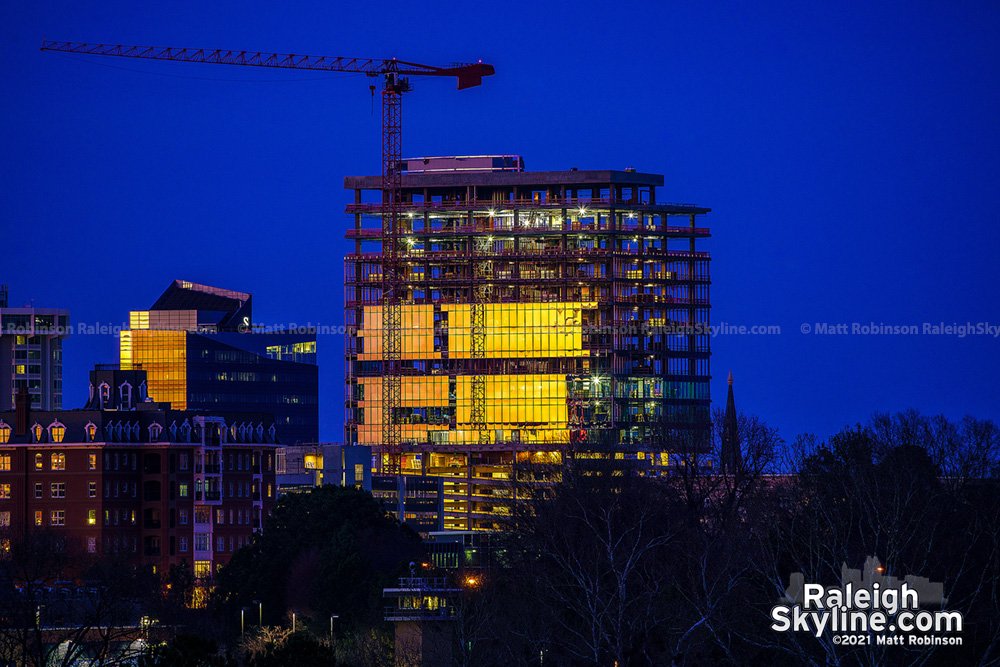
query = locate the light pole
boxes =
[241,608,245,638]
[329,614,339,642]
[254,600,261,627]
[292,611,296,633]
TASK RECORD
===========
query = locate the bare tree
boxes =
[0,529,148,667]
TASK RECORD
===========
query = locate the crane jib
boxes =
[40,40,494,88]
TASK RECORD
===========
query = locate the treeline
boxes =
[3,410,999,666]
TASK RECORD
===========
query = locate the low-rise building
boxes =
[0,368,279,581]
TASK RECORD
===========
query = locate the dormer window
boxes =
[119,382,133,409]
[267,424,277,443]
[0,421,10,445]
[149,423,163,443]
[168,422,178,441]
[98,383,111,409]
[31,423,44,443]
[48,421,66,444]
[138,381,148,403]
[84,422,98,443]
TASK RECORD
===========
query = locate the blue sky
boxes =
[3,0,999,443]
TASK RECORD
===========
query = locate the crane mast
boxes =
[41,40,494,474]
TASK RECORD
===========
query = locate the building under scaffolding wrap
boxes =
[345,156,712,531]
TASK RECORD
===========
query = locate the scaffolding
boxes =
[345,160,712,531]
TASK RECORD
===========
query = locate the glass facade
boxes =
[121,330,188,409]
[119,284,319,444]
[345,164,712,530]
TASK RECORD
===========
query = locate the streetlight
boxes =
[329,614,339,642]
[240,608,245,638]
[292,611,297,633]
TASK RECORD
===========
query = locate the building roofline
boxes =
[345,169,665,190]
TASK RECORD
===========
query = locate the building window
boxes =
[180,453,189,470]
[194,534,209,552]
[89,453,97,470]
[48,422,66,444]
[0,511,9,526]
[180,537,188,552]
[35,453,43,470]
[31,424,43,443]
[216,537,224,552]
[88,510,96,525]
[88,537,97,553]
[0,453,9,471]
[0,422,10,444]
[0,483,10,499]
[216,509,224,524]
[34,483,42,499]
[50,510,65,526]
[179,483,189,498]
[34,510,43,526]
[50,483,65,498]
[85,423,97,443]
[104,510,109,525]
[51,453,65,471]
[194,560,211,578]
[179,509,189,524]
[89,482,97,498]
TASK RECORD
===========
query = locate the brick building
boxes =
[0,368,279,580]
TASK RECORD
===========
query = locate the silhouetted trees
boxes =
[212,485,422,639]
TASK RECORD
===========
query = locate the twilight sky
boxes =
[3,0,998,444]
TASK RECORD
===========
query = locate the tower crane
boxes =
[41,40,495,474]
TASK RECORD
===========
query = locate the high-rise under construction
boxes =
[345,156,711,531]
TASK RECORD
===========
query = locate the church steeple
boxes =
[720,371,742,474]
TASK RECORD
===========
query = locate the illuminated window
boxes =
[0,422,10,444]
[89,453,97,470]
[88,510,97,525]
[34,453,42,470]
[34,510,42,526]
[193,560,211,578]
[0,454,9,471]
[15,365,26,375]
[51,453,65,470]
[89,482,97,498]
[304,454,322,470]
[48,422,66,444]
[0,511,10,526]
[179,483,189,498]
[0,483,9,499]
[85,423,97,443]
[50,510,65,526]
[31,424,43,443]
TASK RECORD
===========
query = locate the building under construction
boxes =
[345,156,711,531]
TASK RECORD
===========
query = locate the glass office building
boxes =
[120,281,318,445]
